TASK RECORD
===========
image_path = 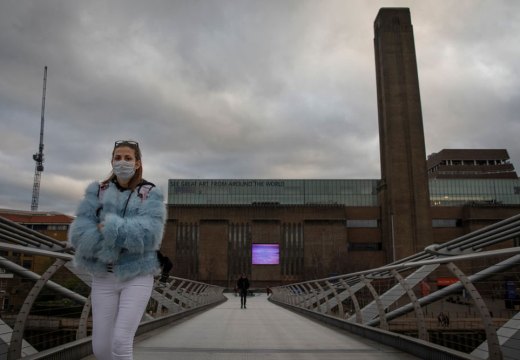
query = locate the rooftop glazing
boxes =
[168,178,520,207]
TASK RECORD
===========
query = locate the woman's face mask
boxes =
[112,160,135,180]
[112,146,139,180]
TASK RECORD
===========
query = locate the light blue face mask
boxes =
[112,160,136,180]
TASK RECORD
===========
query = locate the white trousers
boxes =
[91,273,153,360]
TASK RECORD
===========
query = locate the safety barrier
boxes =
[0,216,225,360]
[270,213,520,360]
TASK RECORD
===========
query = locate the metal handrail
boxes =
[270,211,520,360]
[0,237,225,359]
[271,248,520,360]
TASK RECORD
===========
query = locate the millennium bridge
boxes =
[1,214,519,360]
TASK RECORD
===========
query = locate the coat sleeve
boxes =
[101,186,166,254]
[68,182,103,254]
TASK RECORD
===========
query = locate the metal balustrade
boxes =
[0,216,225,360]
[2,211,520,360]
[270,213,520,360]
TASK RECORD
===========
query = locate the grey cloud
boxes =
[1,1,519,214]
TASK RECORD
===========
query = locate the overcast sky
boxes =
[1,0,519,215]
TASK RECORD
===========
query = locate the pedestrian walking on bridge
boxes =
[237,273,250,309]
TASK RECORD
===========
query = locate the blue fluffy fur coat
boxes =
[68,180,166,281]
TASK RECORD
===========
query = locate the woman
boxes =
[68,140,166,360]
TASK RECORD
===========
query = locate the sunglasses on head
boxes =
[114,140,139,148]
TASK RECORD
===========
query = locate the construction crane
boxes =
[31,66,47,211]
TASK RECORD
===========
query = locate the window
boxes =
[346,220,378,228]
[48,225,69,231]
[27,224,48,230]
[349,243,382,251]
[432,219,461,228]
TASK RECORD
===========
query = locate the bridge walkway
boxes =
[84,293,418,360]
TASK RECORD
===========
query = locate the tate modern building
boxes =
[161,9,520,288]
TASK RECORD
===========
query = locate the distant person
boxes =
[438,312,444,327]
[157,250,173,284]
[68,140,166,360]
[438,312,449,327]
[237,273,250,309]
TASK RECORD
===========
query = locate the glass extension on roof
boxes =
[168,179,379,206]
[429,179,520,206]
[168,178,520,207]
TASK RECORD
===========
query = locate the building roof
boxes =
[427,149,511,163]
[426,149,518,179]
[0,208,74,224]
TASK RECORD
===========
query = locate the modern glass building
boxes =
[168,178,520,207]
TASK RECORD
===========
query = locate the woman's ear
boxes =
[135,159,142,170]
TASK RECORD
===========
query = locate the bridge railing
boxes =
[270,213,520,360]
[0,216,225,360]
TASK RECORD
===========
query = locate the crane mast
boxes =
[31,66,47,211]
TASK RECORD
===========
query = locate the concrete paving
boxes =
[121,293,419,360]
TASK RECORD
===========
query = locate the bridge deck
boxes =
[86,293,418,360]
